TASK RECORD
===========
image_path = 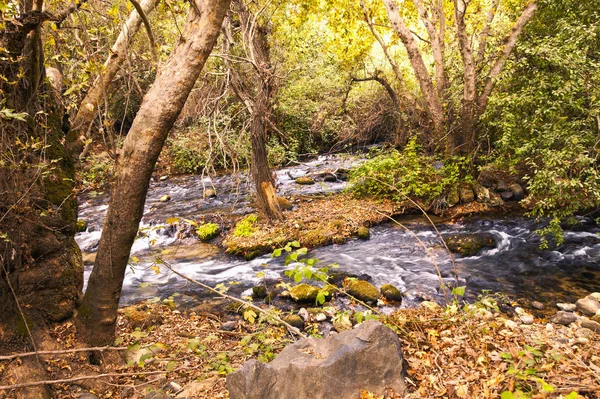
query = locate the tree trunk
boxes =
[69,0,160,159]
[224,0,283,220]
[382,0,446,150]
[76,0,230,347]
[454,0,477,152]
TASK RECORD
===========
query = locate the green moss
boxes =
[234,214,258,237]
[283,315,304,330]
[289,284,320,302]
[196,223,220,241]
[357,226,370,240]
[345,280,380,304]
[76,219,88,232]
[380,284,403,302]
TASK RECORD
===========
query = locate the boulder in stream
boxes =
[444,233,497,257]
[289,284,320,303]
[380,284,403,302]
[295,176,315,185]
[345,279,380,304]
[226,320,406,399]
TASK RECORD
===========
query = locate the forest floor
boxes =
[7,296,597,399]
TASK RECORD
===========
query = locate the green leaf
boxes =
[290,241,301,248]
[452,286,466,297]
[297,247,308,255]
[500,392,515,399]
[166,360,176,372]
[272,248,282,257]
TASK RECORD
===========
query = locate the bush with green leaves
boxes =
[349,138,470,206]
[234,214,259,237]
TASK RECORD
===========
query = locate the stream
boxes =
[75,154,600,309]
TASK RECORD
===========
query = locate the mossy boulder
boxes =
[444,233,497,256]
[289,284,320,303]
[295,177,315,185]
[203,189,217,199]
[459,186,475,203]
[447,186,460,207]
[196,223,220,241]
[345,280,379,304]
[282,315,305,330]
[357,226,370,240]
[380,284,402,302]
[76,219,88,233]
[159,194,171,202]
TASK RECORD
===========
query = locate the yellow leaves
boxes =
[151,265,160,274]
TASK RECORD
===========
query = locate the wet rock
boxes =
[500,190,513,200]
[159,194,171,202]
[283,315,305,330]
[203,189,217,199]
[551,311,578,326]
[221,321,238,331]
[357,226,370,240]
[315,313,327,322]
[520,314,535,325]
[444,233,497,256]
[227,321,406,399]
[277,197,294,210]
[581,319,600,334]
[496,181,509,192]
[380,284,403,302]
[576,296,600,316]
[531,301,545,310]
[159,175,169,181]
[508,183,525,201]
[323,173,337,182]
[345,280,380,304]
[252,285,268,299]
[289,284,319,303]
[459,186,475,203]
[327,271,372,286]
[76,219,88,232]
[557,303,577,312]
[295,176,315,185]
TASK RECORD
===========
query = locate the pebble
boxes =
[576,327,595,339]
[581,319,600,334]
[514,307,526,316]
[504,320,518,330]
[298,308,309,322]
[550,311,578,326]
[546,323,554,332]
[519,313,535,325]
[575,337,590,345]
[159,175,169,181]
[531,301,545,310]
[576,296,600,316]
[315,313,327,322]
[164,381,183,393]
[557,303,577,312]
[159,194,171,202]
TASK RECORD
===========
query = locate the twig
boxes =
[0,345,138,361]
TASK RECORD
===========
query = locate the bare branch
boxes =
[475,0,500,66]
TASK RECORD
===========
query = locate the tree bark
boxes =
[477,1,538,113]
[383,0,446,148]
[69,0,160,159]
[454,0,477,151]
[76,0,230,347]
[413,0,446,97]
[475,0,500,66]
[223,0,283,220]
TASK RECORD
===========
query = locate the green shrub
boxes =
[234,214,259,237]
[80,152,114,187]
[349,138,469,205]
[196,223,220,241]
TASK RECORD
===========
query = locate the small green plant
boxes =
[196,222,220,241]
[234,214,258,237]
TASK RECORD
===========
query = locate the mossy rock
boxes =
[203,189,217,199]
[444,233,497,257]
[289,284,320,303]
[76,219,88,233]
[252,285,268,300]
[447,186,460,207]
[282,315,304,330]
[159,195,171,202]
[196,223,220,241]
[277,197,294,210]
[295,176,315,185]
[380,284,403,302]
[345,280,379,304]
[357,226,370,240]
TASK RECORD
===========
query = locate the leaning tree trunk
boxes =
[76,0,230,347]
[69,0,160,159]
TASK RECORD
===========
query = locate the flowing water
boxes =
[76,154,600,308]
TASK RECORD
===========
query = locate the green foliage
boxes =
[234,214,259,237]
[196,222,220,241]
[349,138,470,205]
[485,0,600,238]
[79,152,114,187]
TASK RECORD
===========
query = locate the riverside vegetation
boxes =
[2,0,600,397]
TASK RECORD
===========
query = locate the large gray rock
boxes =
[227,321,406,399]
[508,183,525,201]
[551,311,578,326]
[576,296,600,316]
